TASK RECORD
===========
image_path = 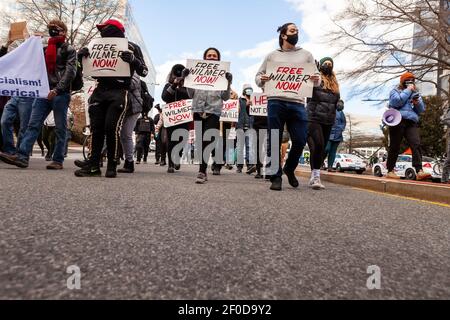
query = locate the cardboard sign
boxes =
[0,36,50,98]
[162,99,193,128]
[220,99,239,123]
[250,93,268,117]
[9,22,29,42]
[82,38,130,77]
[184,59,230,91]
[265,62,316,99]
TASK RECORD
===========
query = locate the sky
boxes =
[132,0,389,134]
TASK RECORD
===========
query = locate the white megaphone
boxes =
[382,109,402,127]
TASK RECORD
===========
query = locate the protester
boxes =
[324,100,346,172]
[153,105,164,165]
[154,111,168,167]
[161,64,191,174]
[307,57,341,190]
[255,23,320,191]
[135,115,154,165]
[183,47,233,184]
[42,111,56,161]
[386,72,431,181]
[0,20,76,170]
[74,19,148,178]
[236,84,254,174]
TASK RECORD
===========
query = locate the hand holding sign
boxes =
[184,59,230,91]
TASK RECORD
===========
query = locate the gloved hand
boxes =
[182,68,190,78]
[225,72,233,83]
[78,47,90,59]
[120,51,135,64]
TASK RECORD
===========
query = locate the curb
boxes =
[296,170,450,205]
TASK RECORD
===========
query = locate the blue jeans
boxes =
[18,93,70,164]
[0,97,34,155]
[267,99,308,178]
[236,129,251,168]
[325,140,341,168]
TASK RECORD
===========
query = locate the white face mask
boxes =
[244,89,253,96]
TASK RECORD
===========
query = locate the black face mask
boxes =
[100,25,125,38]
[321,65,333,76]
[49,28,60,37]
[285,34,298,46]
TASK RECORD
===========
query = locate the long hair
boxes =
[322,72,340,94]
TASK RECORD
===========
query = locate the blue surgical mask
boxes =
[244,89,253,96]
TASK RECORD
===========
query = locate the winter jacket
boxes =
[140,81,154,117]
[329,110,346,142]
[44,42,77,94]
[162,83,190,103]
[307,82,341,126]
[389,87,426,123]
[126,73,143,115]
[237,97,254,130]
[187,87,231,117]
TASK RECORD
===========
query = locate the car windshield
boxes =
[423,157,435,162]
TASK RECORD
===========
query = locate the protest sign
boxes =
[184,59,230,91]
[162,99,193,128]
[83,81,97,127]
[250,93,268,117]
[220,100,239,123]
[9,21,29,42]
[0,36,50,98]
[82,38,130,77]
[265,62,316,99]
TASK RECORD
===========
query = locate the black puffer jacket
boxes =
[307,83,340,126]
[44,42,77,94]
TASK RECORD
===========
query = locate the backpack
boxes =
[71,59,84,92]
[136,118,153,133]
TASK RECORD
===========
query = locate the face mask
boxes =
[100,25,124,38]
[49,28,60,37]
[321,65,333,76]
[285,34,298,46]
[244,89,253,96]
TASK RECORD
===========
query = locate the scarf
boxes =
[45,36,66,74]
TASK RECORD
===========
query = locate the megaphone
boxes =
[382,109,402,127]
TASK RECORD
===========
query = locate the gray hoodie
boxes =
[255,47,319,104]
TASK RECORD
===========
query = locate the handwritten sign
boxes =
[9,21,29,42]
[265,62,316,99]
[250,93,268,117]
[162,99,193,127]
[82,38,130,77]
[184,59,230,91]
[220,100,239,123]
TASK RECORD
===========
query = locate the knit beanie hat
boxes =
[320,57,334,66]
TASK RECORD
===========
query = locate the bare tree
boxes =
[328,0,450,100]
[344,114,363,153]
[3,0,119,48]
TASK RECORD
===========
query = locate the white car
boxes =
[332,154,367,174]
[372,155,441,181]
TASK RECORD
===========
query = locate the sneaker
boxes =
[386,171,400,179]
[416,170,432,181]
[136,160,141,165]
[46,162,63,170]
[105,161,117,178]
[45,154,52,162]
[246,165,257,175]
[283,167,299,188]
[168,167,175,174]
[160,160,167,167]
[174,164,181,171]
[309,177,323,190]
[74,166,102,178]
[154,161,160,165]
[196,172,208,184]
[213,168,221,176]
[118,161,134,174]
[0,152,29,168]
[270,177,282,191]
[236,167,243,174]
[225,164,233,170]
[255,173,263,179]
[75,159,90,168]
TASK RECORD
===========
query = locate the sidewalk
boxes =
[296,167,450,205]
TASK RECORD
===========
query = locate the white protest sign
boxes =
[265,62,316,99]
[250,93,268,117]
[162,99,193,128]
[220,99,239,123]
[184,59,230,91]
[0,36,50,98]
[82,38,130,77]
[83,80,97,127]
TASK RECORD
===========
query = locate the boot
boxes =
[105,161,117,178]
[118,160,134,174]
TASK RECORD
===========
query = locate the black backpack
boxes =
[71,60,84,92]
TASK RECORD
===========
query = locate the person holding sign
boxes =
[0,20,77,170]
[74,19,148,178]
[182,48,233,184]
[255,23,320,191]
[161,64,191,174]
[306,57,342,190]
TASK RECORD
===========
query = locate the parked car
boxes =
[372,155,441,181]
[331,154,367,174]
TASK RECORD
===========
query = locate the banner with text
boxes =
[220,99,239,122]
[184,59,230,91]
[0,36,50,98]
[162,99,193,128]
[250,93,268,117]
[265,62,316,99]
[82,38,130,77]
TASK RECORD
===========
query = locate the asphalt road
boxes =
[0,151,449,300]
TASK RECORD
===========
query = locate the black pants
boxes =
[194,113,220,174]
[307,122,332,170]
[167,122,190,168]
[387,119,423,172]
[212,122,233,171]
[88,86,128,166]
[136,133,151,162]
[42,125,56,157]
[155,135,162,162]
